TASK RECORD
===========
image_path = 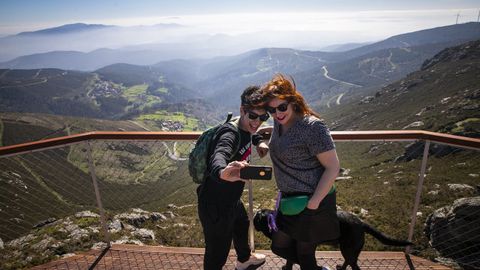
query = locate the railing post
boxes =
[85,141,111,247]
[406,140,430,255]
[248,179,255,251]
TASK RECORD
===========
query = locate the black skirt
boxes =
[278,192,340,244]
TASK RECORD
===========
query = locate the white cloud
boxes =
[99,8,479,40]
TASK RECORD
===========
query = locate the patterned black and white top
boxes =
[269,115,335,194]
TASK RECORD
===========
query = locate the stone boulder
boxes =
[395,141,462,162]
[424,196,480,270]
[114,208,164,227]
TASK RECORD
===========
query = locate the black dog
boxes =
[254,209,412,270]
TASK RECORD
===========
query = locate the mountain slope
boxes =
[0,67,201,120]
[323,40,480,138]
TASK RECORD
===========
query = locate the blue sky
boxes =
[0,0,479,37]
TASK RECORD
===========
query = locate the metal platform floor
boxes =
[31,244,452,270]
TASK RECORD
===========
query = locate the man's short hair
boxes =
[241,85,264,109]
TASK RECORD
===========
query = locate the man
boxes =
[197,86,269,270]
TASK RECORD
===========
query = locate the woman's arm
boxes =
[307,149,340,210]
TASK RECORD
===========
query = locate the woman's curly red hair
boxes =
[260,74,320,118]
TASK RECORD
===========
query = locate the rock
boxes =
[75,211,99,218]
[151,212,168,222]
[61,253,76,258]
[440,97,451,104]
[395,141,462,162]
[70,228,90,241]
[91,242,108,250]
[424,196,480,270]
[415,106,433,116]
[112,236,144,246]
[340,168,351,176]
[428,190,439,195]
[360,208,369,218]
[163,211,176,219]
[33,218,57,228]
[31,236,56,251]
[115,208,152,227]
[132,228,155,241]
[359,96,374,104]
[108,219,123,233]
[7,234,35,249]
[173,223,189,228]
[447,184,474,192]
[402,121,424,129]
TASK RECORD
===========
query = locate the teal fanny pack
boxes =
[279,185,336,216]
[279,195,309,216]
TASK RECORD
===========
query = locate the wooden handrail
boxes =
[0,130,479,157]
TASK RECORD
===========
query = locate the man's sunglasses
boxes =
[266,102,289,114]
[246,110,270,122]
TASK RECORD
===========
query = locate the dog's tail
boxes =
[363,223,413,246]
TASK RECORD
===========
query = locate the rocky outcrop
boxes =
[114,208,167,227]
[424,196,480,270]
[421,41,480,70]
[2,208,181,270]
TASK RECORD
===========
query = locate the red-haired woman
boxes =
[260,74,340,270]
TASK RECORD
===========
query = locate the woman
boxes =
[260,74,340,270]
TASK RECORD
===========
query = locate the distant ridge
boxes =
[321,42,372,52]
[17,23,113,36]
[340,22,480,60]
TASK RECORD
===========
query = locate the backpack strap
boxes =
[227,117,241,162]
[224,112,233,123]
[209,113,241,167]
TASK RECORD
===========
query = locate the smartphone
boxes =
[240,165,273,180]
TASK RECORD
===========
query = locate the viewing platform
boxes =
[1,130,478,269]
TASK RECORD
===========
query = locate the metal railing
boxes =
[0,130,479,269]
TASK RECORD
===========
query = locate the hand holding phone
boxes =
[240,165,272,180]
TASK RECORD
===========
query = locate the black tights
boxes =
[271,230,318,270]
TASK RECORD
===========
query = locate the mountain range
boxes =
[0,22,479,144]
[1,22,479,270]
[0,22,365,64]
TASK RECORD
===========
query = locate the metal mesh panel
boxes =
[1,136,478,269]
[418,143,480,270]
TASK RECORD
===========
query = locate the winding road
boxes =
[322,66,363,88]
[322,65,362,108]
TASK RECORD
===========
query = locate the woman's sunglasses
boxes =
[266,102,289,114]
[246,110,270,122]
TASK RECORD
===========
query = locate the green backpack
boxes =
[188,113,240,184]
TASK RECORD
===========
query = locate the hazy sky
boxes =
[0,0,479,40]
